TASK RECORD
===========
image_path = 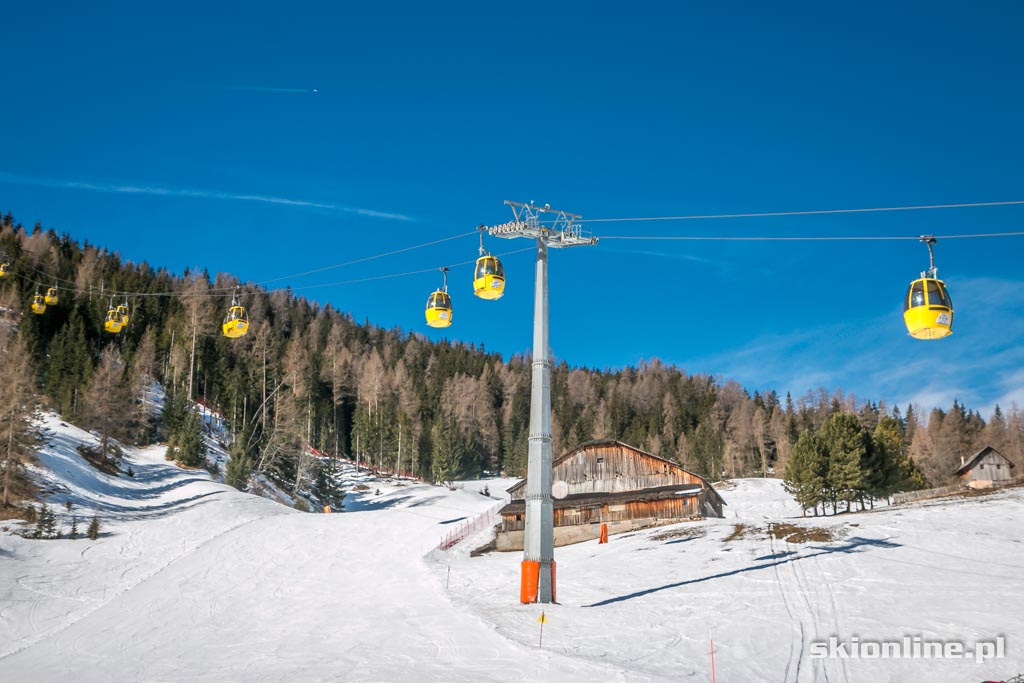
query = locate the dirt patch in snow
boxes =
[650,526,706,542]
[768,523,837,543]
[723,523,759,542]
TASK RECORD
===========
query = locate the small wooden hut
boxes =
[496,440,725,551]
[954,446,1015,488]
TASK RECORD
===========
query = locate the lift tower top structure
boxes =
[489,200,597,248]
[488,201,597,604]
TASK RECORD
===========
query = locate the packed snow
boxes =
[2,415,1022,682]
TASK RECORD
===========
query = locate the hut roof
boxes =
[953,445,1015,475]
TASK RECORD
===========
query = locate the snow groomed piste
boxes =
[1,414,1022,682]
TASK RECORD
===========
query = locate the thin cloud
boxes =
[907,387,968,416]
[0,171,412,221]
[987,368,1024,415]
[220,85,313,94]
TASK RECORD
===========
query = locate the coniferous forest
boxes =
[1,215,1023,509]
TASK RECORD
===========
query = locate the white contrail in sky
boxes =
[220,85,316,94]
[0,172,410,221]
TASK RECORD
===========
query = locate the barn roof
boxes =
[953,445,1015,475]
[505,439,723,505]
[499,483,706,515]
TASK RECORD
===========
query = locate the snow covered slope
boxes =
[443,478,1024,682]
[0,418,631,681]
[2,417,1022,682]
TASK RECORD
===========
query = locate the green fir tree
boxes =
[784,430,827,515]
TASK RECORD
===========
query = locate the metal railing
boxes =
[437,502,505,551]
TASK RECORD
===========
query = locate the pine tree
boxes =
[0,328,40,508]
[935,401,974,476]
[130,326,158,443]
[691,420,724,479]
[908,424,936,486]
[161,389,189,441]
[822,413,868,513]
[313,457,344,509]
[981,405,1011,456]
[34,504,57,539]
[784,430,827,515]
[431,414,463,486]
[87,514,101,540]
[81,343,132,462]
[179,273,215,402]
[225,438,254,491]
[42,314,92,416]
[1006,406,1024,468]
[868,417,904,504]
[167,410,206,467]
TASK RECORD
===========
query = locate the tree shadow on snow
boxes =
[664,536,704,546]
[54,478,217,514]
[347,494,447,513]
[755,550,798,561]
[346,495,414,513]
[122,462,190,484]
[407,496,445,508]
[75,491,223,520]
[588,536,901,607]
[39,432,208,502]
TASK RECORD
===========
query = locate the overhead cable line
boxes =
[12,244,534,301]
[600,230,1024,242]
[15,228,481,299]
[287,247,535,292]
[578,200,1024,224]
[254,230,480,286]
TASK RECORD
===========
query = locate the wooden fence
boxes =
[893,484,963,504]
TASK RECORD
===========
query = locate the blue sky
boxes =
[2,2,1022,417]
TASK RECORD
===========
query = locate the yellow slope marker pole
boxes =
[538,611,547,648]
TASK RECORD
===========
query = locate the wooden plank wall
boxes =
[500,495,702,532]
[510,443,703,501]
[971,452,1014,481]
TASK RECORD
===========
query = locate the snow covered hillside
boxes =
[2,417,1022,682]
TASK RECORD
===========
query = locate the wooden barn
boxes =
[954,446,1016,488]
[496,440,725,551]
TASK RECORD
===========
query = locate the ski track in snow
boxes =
[2,415,1024,681]
[768,523,802,682]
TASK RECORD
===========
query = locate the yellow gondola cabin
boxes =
[425,291,452,328]
[473,229,505,300]
[31,294,46,314]
[903,236,953,340]
[44,286,59,306]
[223,305,249,338]
[904,277,953,339]
[104,308,124,333]
[116,304,130,327]
[425,267,453,328]
[473,255,505,300]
